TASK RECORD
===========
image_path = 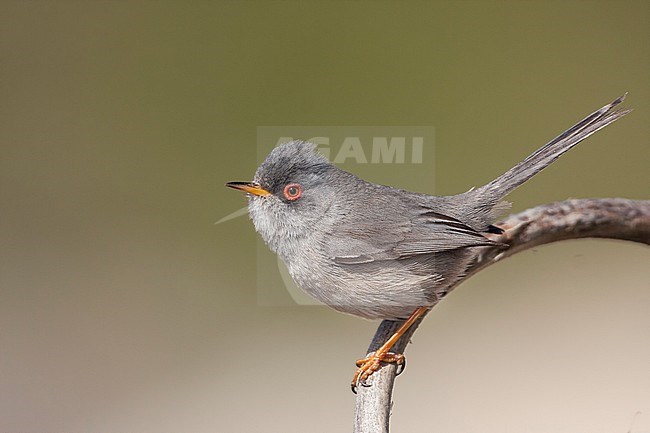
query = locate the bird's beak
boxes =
[226,181,271,197]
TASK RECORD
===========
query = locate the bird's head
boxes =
[227,140,340,258]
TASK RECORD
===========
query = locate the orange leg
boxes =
[351,306,429,393]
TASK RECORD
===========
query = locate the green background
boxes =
[1,1,648,432]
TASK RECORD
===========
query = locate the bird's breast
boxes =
[284,248,437,320]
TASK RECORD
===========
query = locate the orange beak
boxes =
[226,181,271,197]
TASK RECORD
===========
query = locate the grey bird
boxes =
[227,95,629,391]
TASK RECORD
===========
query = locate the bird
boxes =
[227,95,629,392]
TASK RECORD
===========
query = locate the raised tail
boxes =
[477,94,631,204]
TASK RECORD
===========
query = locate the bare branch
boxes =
[353,198,650,433]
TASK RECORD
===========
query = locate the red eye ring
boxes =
[283,183,302,201]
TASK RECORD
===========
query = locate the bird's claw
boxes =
[351,351,406,394]
[395,356,406,376]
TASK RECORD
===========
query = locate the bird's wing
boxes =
[392,209,501,258]
[324,204,502,265]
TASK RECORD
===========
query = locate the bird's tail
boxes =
[474,94,631,207]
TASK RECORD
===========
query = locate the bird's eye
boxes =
[283,183,302,201]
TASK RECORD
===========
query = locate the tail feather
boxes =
[478,94,631,203]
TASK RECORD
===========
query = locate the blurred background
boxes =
[1,1,648,432]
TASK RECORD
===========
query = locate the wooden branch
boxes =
[353,198,650,433]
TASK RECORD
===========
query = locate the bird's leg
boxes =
[351,306,429,393]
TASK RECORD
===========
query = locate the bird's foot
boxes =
[351,351,405,394]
